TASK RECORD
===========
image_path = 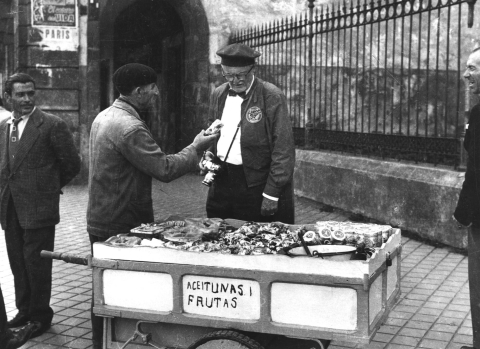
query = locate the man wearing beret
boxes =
[204,43,295,223]
[87,63,217,349]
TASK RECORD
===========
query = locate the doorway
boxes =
[112,0,183,153]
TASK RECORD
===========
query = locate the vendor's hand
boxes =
[261,197,278,217]
[192,130,219,152]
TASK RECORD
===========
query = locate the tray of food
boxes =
[102,217,396,263]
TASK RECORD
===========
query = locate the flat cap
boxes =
[216,43,261,67]
[113,63,157,95]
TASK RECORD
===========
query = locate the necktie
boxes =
[228,90,246,99]
[9,118,22,170]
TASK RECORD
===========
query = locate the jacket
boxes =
[87,99,198,237]
[208,78,295,198]
[0,108,81,229]
[455,103,480,228]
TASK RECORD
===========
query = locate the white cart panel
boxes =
[270,283,357,330]
[103,270,173,312]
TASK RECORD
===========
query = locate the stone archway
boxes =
[90,0,211,151]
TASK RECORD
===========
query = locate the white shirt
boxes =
[217,79,255,165]
[217,95,243,165]
[0,106,10,121]
[7,107,36,140]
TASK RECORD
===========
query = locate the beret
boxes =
[216,43,261,67]
[113,63,157,95]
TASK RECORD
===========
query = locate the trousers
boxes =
[468,226,480,348]
[0,285,8,347]
[4,196,54,324]
[89,234,108,349]
[206,163,294,224]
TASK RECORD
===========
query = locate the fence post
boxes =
[467,0,477,28]
[305,0,315,148]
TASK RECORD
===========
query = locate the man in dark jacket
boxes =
[203,43,295,224]
[454,47,480,349]
[87,63,217,349]
[0,73,81,338]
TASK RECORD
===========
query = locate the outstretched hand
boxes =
[192,130,219,152]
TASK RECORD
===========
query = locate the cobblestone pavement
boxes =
[0,173,473,349]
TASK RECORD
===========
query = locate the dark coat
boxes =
[208,78,295,198]
[455,104,480,228]
[87,99,198,238]
[0,108,81,229]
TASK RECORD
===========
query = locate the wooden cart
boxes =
[80,226,401,349]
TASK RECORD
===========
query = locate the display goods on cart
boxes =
[43,217,401,349]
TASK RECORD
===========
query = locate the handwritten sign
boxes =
[183,275,260,320]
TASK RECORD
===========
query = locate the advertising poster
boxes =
[29,0,78,51]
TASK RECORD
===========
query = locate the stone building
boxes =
[0,0,306,179]
[0,0,478,249]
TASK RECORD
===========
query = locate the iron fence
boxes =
[232,0,478,168]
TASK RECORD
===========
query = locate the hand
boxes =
[261,197,278,216]
[192,130,219,152]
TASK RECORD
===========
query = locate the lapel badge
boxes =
[246,106,262,123]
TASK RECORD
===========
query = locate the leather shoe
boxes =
[6,313,28,328]
[460,346,476,349]
[29,321,51,339]
[5,323,37,349]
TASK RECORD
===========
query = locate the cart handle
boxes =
[40,250,91,266]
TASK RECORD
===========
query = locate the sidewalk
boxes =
[0,173,472,349]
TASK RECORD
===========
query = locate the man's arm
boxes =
[263,92,295,199]
[51,119,81,188]
[120,125,216,183]
[260,91,295,216]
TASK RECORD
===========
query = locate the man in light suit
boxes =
[0,73,81,338]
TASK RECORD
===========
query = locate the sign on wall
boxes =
[29,0,78,51]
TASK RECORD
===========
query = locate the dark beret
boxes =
[113,63,157,95]
[216,43,261,67]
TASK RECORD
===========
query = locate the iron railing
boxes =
[232,0,478,168]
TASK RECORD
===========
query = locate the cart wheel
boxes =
[306,339,330,349]
[188,330,265,349]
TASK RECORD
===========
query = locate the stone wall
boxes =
[203,0,307,65]
[260,65,467,137]
[294,149,467,249]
